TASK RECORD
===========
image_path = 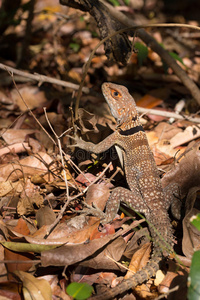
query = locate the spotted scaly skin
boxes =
[72,83,179,299]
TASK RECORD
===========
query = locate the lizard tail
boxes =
[90,257,161,300]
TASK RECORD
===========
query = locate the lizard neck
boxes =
[117,115,142,134]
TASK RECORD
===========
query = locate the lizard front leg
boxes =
[68,131,119,154]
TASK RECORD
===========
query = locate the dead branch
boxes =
[137,107,200,123]
[0,63,89,93]
[102,0,200,106]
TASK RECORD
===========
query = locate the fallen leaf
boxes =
[137,94,163,108]
[0,152,53,182]
[125,243,153,298]
[14,271,52,300]
[36,206,56,228]
[85,183,110,211]
[11,86,47,112]
[170,125,200,148]
[4,218,35,280]
[1,129,38,144]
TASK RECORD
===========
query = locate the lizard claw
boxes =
[66,135,82,148]
[66,135,90,149]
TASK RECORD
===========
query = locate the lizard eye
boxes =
[111,89,122,99]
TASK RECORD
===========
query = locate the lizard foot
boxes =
[72,202,106,220]
[66,135,83,148]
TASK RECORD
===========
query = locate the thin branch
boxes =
[44,161,112,238]
[44,108,69,199]
[74,22,200,119]
[0,63,89,93]
[137,107,200,123]
[156,286,179,300]
[101,0,200,105]
[0,260,40,264]
[5,68,89,182]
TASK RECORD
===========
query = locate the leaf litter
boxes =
[0,0,200,299]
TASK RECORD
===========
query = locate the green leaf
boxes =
[0,241,63,253]
[69,43,80,52]
[162,51,186,73]
[169,52,186,67]
[191,214,200,231]
[134,42,148,66]
[108,0,120,6]
[188,250,200,300]
[66,282,93,300]
[124,0,130,4]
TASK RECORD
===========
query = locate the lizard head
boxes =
[102,82,140,129]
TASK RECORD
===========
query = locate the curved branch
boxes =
[102,1,200,106]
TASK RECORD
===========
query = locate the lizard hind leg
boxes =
[163,183,182,219]
[101,186,148,225]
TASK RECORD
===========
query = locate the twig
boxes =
[155,285,179,299]
[5,67,89,182]
[44,107,69,199]
[44,161,112,238]
[0,63,89,93]
[74,22,200,119]
[137,107,200,123]
[101,0,200,105]
[0,260,40,264]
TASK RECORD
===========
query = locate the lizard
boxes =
[70,82,181,299]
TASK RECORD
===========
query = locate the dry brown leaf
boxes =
[154,270,165,286]
[77,108,99,134]
[14,271,52,300]
[17,179,44,215]
[90,223,115,240]
[76,173,97,187]
[0,143,31,157]
[158,261,188,300]
[77,107,114,144]
[154,122,182,141]
[4,218,35,280]
[36,206,56,228]
[146,128,183,166]
[28,138,44,153]
[39,113,65,137]
[17,192,44,216]
[1,129,38,145]
[11,86,47,111]
[13,218,31,236]
[0,234,7,283]
[0,281,22,299]
[162,142,200,197]
[41,232,126,269]
[80,236,126,271]
[0,89,13,105]
[170,124,200,148]
[123,228,150,259]
[0,152,53,182]
[0,181,23,197]
[137,94,163,108]
[24,216,100,245]
[182,188,200,258]
[146,131,159,147]
[125,243,151,278]
[125,243,152,298]
[85,183,110,211]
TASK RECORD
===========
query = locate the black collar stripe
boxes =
[120,125,144,136]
